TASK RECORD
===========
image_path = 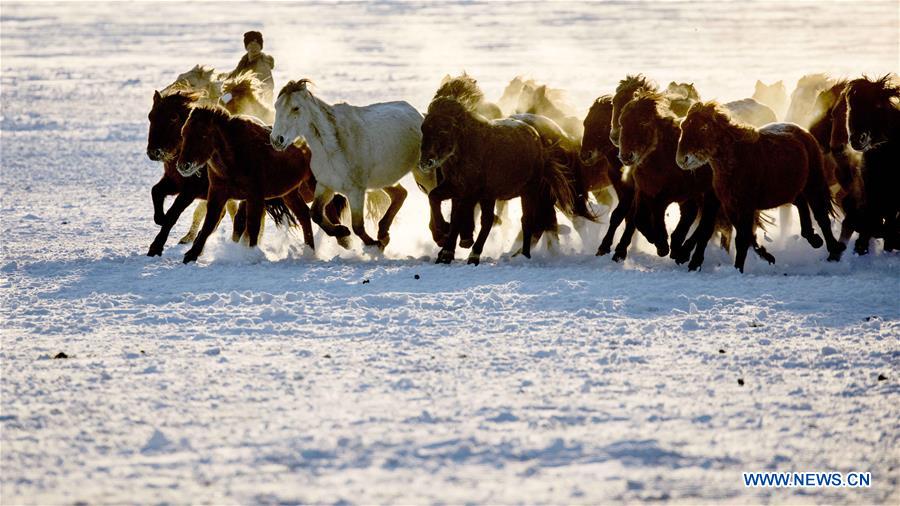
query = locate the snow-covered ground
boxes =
[2,1,898,503]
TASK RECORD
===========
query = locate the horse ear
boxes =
[755,80,764,90]
[669,81,677,87]
[154,90,161,103]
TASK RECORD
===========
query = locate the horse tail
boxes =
[541,146,578,219]
[803,130,838,218]
[265,197,300,229]
[365,189,392,223]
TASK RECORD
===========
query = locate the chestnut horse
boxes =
[175,106,317,263]
[836,75,900,253]
[678,101,845,272]
[419,97,575,265]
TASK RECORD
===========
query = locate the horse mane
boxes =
[797,73,831,89]
[427,96,483,127]
[223,70,263,99]
[631,89,678,120]
[432,73,485,112]
[849,73,900,101]
[187,104,235,125]
[159,88,204,105]
[278,79,314,99]
[617,74,658,95]
[694,101,760,143]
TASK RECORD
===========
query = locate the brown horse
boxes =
[175,106,318,263]
[419,97,575,265]
[146,90,239,256]
[581,96,636,259]
[835,75,900,253]
[617,90,721,268]
[677,101,845,272]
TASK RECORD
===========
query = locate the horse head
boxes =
[418,98,470,189]
[271,79,315,151]
[846,74,899,151]
[617,90,669,167]
[580,96,615,168]
[147,90,199,162]
[176,107,223,177]
[677,102,728,171]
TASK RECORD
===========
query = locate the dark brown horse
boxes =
[580,96,636,260]
[678,101,844,272]
[175,106,318,263]
[617,90,720,268]
[146,90,233,256]
[836,75,900,253]
[419,97,575,265]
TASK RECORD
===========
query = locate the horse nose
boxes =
[276,135,285,146]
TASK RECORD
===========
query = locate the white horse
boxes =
[270,79,422,248]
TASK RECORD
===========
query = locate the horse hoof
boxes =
[459,237,474,249]
[182,252,199,264]
[435,250,454,264]
[147,246,162,257]
[178,235,195,245]
[671,248,690,264]
[378,233,390,248]
[522,251,531,259]
[804,233,824,249]
[333,225,351,238]
[337,236,352,249]
[467,254,480,266]
[596,245,611,257]
[688,258,703,271]
[612,250,627,263]
[655,243,670,257]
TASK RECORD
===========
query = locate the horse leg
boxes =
[805,189,845,261]
[598,190,631,256]
[670,200,698,261]
[612,201,638,263]
[648,199,670,257]
[752,237,776,265]
[428,186,452,247]
[311,187,351,246]
[347,189,381,248]
[376,184,408,248]
[147,192,195,257]
[793,194,823,248]
[733,214,754,273]
[233,201,248,243]
[436,199,470,264]
[324,194,347,227]
[685,195,720,271]
[183,192,227,264]
[458,201,476,249]
[179,202,206,244]
[468,199,496,266]
[151,177,176,226]
[283,191,316,250]
[244,198,265,248]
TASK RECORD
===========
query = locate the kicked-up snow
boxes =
[1,1,898,504]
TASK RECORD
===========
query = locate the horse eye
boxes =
[291,106,300,113]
